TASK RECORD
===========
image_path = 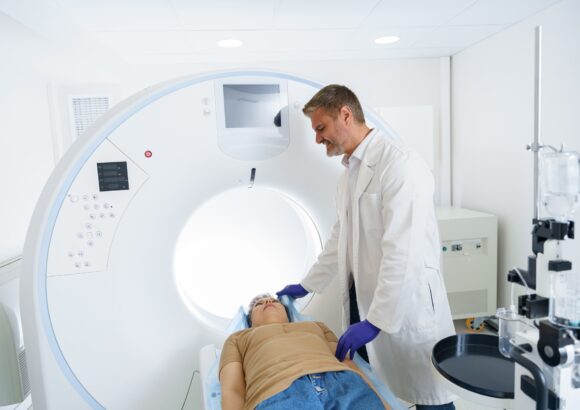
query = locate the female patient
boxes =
[219,294,389,410]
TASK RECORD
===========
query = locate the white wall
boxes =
[451,0,580,308]
[0,13,123,262]
[0,14,54,262]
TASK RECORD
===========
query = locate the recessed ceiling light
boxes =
[374,36,400,45]
[218,39,243,48]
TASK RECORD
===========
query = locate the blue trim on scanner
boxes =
[36,70,397,407]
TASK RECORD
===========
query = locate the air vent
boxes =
[18,348,30,398]
[70,96,110,139]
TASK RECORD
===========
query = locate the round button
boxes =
[103,203,110,209]
[84,204,90,211]
[87,240,94,247]
[83,195,89,201]
[86,232,93,239]
[93,194,99,200]
[77,233,84,239]
[94,204,100,210]
[74,262,81,268]
[67,251,74,258]
[85,223,93,230]
[442,246,448,252]
[77,251,84,257]
[70,195,79,203]
[109,213,115,218]
[84,261,90,267]
[99,213,106,219]
[89,213,96,219]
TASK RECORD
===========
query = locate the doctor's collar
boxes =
[342,128,376,168]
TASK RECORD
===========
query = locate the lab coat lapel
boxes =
[354,132,381,199]
[351,136,378,285]
[336,172,351,330]
[352,163,374,279]
[354,163,374,199]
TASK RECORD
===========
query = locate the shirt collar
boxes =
[341,128,376,168]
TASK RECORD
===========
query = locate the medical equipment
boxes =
[499,27,580,410]
[0,258,30,408]
[436,207,498,322]
[20,69,403,409]
[433,27,580,410]
[198,296,406,410]
[498,145,580,409]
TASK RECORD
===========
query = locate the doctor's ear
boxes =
[339,105,353,124]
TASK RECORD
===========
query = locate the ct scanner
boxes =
[20,70,402,409]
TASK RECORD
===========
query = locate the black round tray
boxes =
[432,334,515,399]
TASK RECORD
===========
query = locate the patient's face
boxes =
[250,297,289,327]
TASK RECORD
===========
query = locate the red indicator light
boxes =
[144,150,152,158]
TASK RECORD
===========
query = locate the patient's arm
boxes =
[220,362,245,410]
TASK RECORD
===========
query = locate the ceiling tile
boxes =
[449,0,561,26]
[268,30,355,52]
[413,25,506,49]
[169,0,276,30]
[364,0,477,27]
[92,31,191,55]
[6,0,563,64]
[54,0,180,31]
[273,0,380,30]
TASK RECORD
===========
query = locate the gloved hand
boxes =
[335,320,381,361]
[276,284,309,299]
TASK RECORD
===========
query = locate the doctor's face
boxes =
[309,107,350,157]
[250,297,289,327]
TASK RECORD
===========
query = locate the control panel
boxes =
[441,238,486,255]
[47,139,148,276]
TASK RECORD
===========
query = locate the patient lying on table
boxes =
[219,293,389,410]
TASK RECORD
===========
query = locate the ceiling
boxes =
[3,0,562,64]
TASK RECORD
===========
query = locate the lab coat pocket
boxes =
[359,192,382,232]
[404,278,437,345]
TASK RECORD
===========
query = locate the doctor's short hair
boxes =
[303,84,366,124]
[247,293,290,327]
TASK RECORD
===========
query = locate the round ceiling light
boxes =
[374,36,400,45]
[218,39,243,48]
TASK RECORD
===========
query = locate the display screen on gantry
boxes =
[223,84,282,129]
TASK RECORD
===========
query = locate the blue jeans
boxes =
[255,371,384,410]
[415,403,455,410]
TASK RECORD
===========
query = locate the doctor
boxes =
[277,85,456,409]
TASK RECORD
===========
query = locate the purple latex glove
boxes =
[335,320,381,361]
[276,284,309,299]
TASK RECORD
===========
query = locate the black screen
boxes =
[97,162,129,192]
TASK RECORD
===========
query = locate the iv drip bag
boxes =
[541,151,580,221]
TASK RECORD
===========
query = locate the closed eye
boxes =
[254,299,281,307]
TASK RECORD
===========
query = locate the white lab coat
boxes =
[302,130,456,405]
